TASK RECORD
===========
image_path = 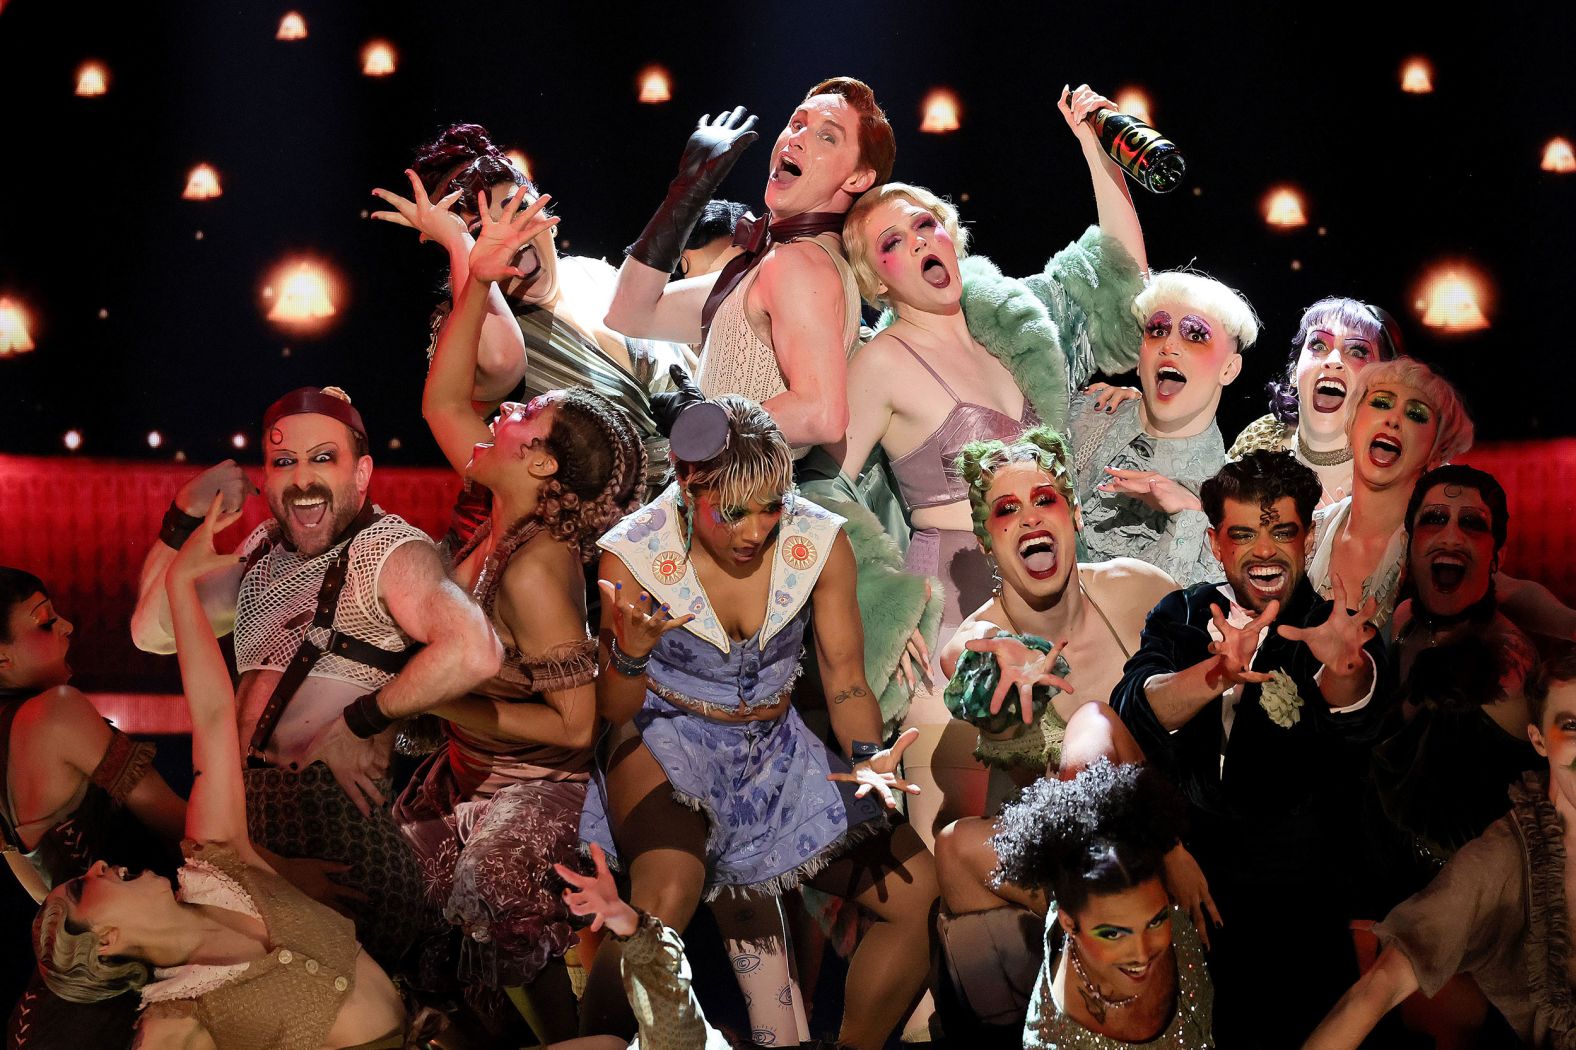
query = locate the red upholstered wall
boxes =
[0,456,460,691]
[1,443,1571,691]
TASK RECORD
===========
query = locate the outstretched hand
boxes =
[290,717,389,819]
[674,107,759,186]
[169,494,246,588]
[555,843,639,938]
[1278,574,1377,678]
[963,634,1075,725]
[370,168,469,249]
[469,189,560,285]
[827,726,923,810]
[597,579,696,659]
[1207,600,1279,688]
[1098,467,1202,514]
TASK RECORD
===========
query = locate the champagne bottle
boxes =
[1086,108,1187,194]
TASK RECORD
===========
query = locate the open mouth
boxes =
[1155,365,1187,401]
[772,153,802,185]
[1244,561,1289,599]
[920,254,951,289]
[1016,531,1058,579]
[1311,376,1347,413]
[513,245,543,283]
[1428,552,1469,592]
[1116,956,1159,981]
[1368,434,1403,468]
[288,495,330,530]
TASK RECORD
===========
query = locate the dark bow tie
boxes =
[700,210,846,342]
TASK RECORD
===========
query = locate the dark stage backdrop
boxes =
[0,1,1572,465]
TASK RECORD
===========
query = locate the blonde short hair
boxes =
[34,889,151,1004]
[843,182,970,309]
[676,396,795,513]
[1132,271,1261,353]
[1344,357,1474,469]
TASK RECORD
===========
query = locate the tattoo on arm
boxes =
[830,685,869,705]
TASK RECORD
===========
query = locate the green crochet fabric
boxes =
[943,633,1071,735]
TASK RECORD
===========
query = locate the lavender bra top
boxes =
[886,337,1040,511]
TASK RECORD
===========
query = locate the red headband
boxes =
[263,387,367,438]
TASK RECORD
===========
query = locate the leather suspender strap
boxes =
[245,501,395,761]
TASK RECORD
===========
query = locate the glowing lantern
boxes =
[1542,137,1576,173]
[182,164,222,200]
[637,65,671,103]
[1263,186,1308,228]
[231,433,248,450]
[266,260,338,326]
[505,149,533,180]
[63,430,82,451]
[1418,266,1490,332]
[75,62,107,97]
[147,431,163,449]
[1115,87,1152,124]
[276,11,307,40]
[1401,58,1433,94]
[920,89,961,133]
[362,40,396,76]
[0,297,34,355]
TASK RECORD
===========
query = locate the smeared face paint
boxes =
[1208,495,1309,612]
[1408,482,1496,618]
[1530,680,1576,814]
[1138,302,1241,435]
[468,396,556,490]
[861,197,961,312]
[1349,384,1438,491]
[1294,320,1379,443]
[263,413,368,556]
[689,487,785,566]
[984,461,1080,607]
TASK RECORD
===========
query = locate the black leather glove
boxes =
[650,364,707,438]
[626,107,758,272]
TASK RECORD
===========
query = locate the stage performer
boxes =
[603,78,936,735]
[1306,641,1576,1049]
[835,84,1149,842]
[1369,465,1540,897]
[1069,272,1260,587]
[1228,298,1401,509]
[129,386,499,968]
[393,189,645,1043]
[1,568,185,1049]
[34,500,421,1050]
[578,396,939,1050]
[1113,451,1388,1047]
[372,123,694,500]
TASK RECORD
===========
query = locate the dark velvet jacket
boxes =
[1113,579,1391,869]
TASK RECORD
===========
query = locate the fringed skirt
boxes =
[580,692,886,899]
[394,753,586,989]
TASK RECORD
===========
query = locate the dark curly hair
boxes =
[0,567,47,644]
[1267,297,1402,426]
[1403,464,1508,554]
[1200,450,1322,533]
[537,390,646,562]
[1526,640,1576,730]
[991,760,1184,915]
[412,122,538,221]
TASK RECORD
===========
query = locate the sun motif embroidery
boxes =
[782,535,816,570]
[652,550,686,585]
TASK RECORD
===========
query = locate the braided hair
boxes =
[957,425,1076,551]
[537,389,646,562]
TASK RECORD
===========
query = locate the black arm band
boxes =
[342,691,395,739]
[851,740,883,762]
[159,502,205,551]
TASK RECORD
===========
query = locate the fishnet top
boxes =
[234,513,429,690]
[696,231,860,457]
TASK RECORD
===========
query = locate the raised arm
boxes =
[754,242,852,447]
[813,533,922,809]
[1496,571,1576,641]
[605,108,758,344]
[130,460,251,653]
[430,540,597,751]
[373,169,529,403]
[166,498,263,864]
[1060,85,1148,276]
[423,190,560,474]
